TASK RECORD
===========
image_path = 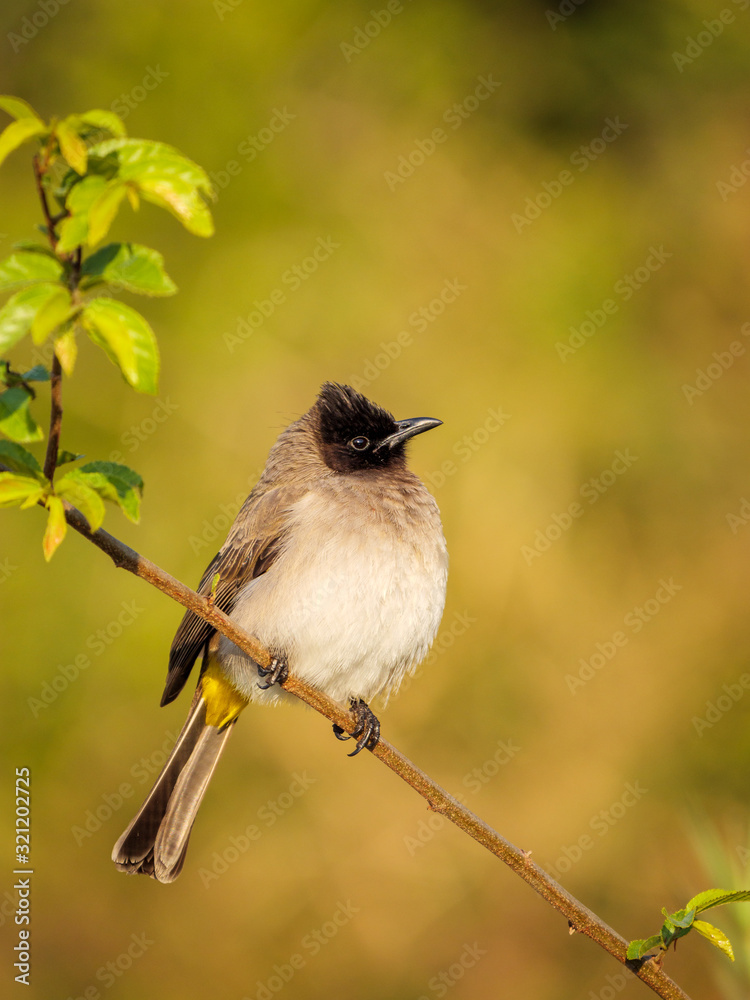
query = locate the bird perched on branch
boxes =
[113,382,448,882]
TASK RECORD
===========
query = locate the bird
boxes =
[112,382,448,882]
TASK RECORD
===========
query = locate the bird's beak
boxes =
[374,416,443,452]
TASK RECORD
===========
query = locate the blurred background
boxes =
[2,0,750,997]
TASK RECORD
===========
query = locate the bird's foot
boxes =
[256,656,288,690]
[333,698,381,756]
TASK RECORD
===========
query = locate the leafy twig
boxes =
[629,890,750,964]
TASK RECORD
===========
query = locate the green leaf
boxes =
[79,460,143,490]
[80,242,176,296]
[0,96,44,123]
[12,240,59,258]
[663,907,695,930]
[56,212,89,254]
[51,166,84,206]
[0,471,45,508]
[56,117,88,175]
[138,176,214,237]
[21,364,51,382]
[80,297,159,393]
[43,494,66,560]
[659,910,694,949]
[56,449,83,466]
[88,138,215,236]
[58,173,131,250]
[626,935,663,961]
[0,283,71,352]
[55,473,105,532]
[0,361,50,389]
[0,441,41,475]
[685,889,750,914]
[54,327,78,376]
[57,174,108,252]
[693,920,735,961]
[0,117,48,168]
[87,182,128,246]
[78,109,127,139]
[71,461,143,522]
[0,251,64,292]
[0,387,43,442]
[31,286,72,344]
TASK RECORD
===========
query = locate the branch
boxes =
[57,501,691,1000]
[33,151,58,251]
[43,354,62,481]
[34,151,70,484]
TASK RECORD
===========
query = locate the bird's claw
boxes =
[332,699,381,756]
[257,656,288,690]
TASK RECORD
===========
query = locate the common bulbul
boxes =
[112,382,448,882]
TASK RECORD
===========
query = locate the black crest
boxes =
[314,383,401,473]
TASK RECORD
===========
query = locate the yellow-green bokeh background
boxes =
[3,1,750,997]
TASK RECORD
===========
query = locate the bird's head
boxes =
[312,382,442,474]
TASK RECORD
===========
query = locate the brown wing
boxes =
[160,484,302,706]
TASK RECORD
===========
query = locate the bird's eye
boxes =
[349,436,369,451]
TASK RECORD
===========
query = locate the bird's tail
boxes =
[112,662,248,883]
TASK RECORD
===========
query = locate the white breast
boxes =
[218,478,448,705]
